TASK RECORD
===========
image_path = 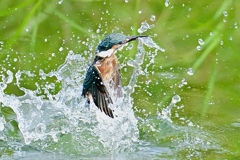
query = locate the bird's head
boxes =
[96,33,147,58]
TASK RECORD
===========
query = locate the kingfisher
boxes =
[82,33,147,118]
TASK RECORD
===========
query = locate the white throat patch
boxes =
[97,48,115,58]
[96,43,129,58]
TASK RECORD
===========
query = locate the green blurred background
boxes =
[0,0,240,159]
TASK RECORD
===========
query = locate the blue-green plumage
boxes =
[97,33,128,52]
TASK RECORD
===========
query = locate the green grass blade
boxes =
[54,10,92,36]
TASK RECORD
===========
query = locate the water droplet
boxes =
[96,29,100,33]
[210,32,213,36]
[165,0,170,7]
[137,21,149,34]
[139,10,142,14]
[196,46,202,50]
[171,94,181,104]
[125,0,129,3]
[229,36,233,41]
[179,78,188,88]
[198,38,204,45]
[44,39,48,42]
[0,41,4,50]
[59,47,63,51]
[223,11,228,17]
[58,0,63,4]
[220,40,224,45]
[150,15,156,21]
[234,22,238,28]
[187,68,194,75]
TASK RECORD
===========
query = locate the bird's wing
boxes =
[82,65,114,118]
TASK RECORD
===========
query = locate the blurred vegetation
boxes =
[0,0,240,158]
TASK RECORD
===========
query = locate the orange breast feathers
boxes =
[96,54,118,81]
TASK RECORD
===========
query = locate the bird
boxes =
[82,33,147,118]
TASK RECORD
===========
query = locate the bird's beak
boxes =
[116,35,148,52]
[125,35,148,43]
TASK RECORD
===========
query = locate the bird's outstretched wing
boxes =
[82,65,114,118]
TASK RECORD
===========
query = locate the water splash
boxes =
[0,21,220,159]
[140,36,165,52]
[136,21,165,53]
[125,35,164,95]
[0,54,137,155]
[0,29,164,156]
[137,21,155,34]
[0,116,5,131]
[157,94,182,123]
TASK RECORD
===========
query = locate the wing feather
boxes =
[82,65,114,118]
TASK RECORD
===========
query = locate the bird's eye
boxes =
[118,41,125,45]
